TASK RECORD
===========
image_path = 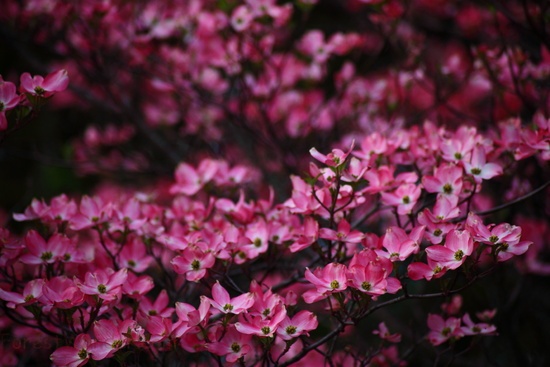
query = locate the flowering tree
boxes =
[0,0,549,366]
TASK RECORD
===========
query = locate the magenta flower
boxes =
[88,319,136,360]
[422,164,463,197]
[42,276,84,310]
[19,69,69,98]
[208,326,253,363]
[372,322,401,343]
[460,313,497,336]
[0,79,19,131]
[347,262,390,296]
[276,310,318,340]
[427,314,464,346]
[407,258,447,281]
[425,230,473,270]
[309,140,354,167]
[319,219,364,244]
[0,279,44,309]
[234,304,287,337]
[171,247,216,282]
[377,225,425,262]
[303,263,348,303]
[464,146,503,183]
[380,183,421,215]
[205,281,254,315]
[50,334,92,367]
[19,230,72,265]
[75,268,128,301]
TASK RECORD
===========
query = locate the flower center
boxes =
[191,259,201,271]
[231,342,241,353]
[41,251,53,261]
[78,349,88,360]
[261,326,271,335]
[442,183,453,194]
[253,238,262,248]
[223,303,233,312]
[454,250,464,261]
[97,284,107,294]
[471,168,482,175]
[361,281,372,291]
[286,325,297,335]
[111,340,123,349]
[402,196,410,204]
[330,280,340,289]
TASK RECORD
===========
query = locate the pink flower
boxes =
[70,196,112,230]
[208,326,253,362]
[20,69,69,98]
[75,268,128,301]
[377,225,424,262]
[0,279,44,309]
[319,219,364,244]
[380,183,421,215]
[205,281,254,315]
[425,230,474,270]
[0,79,19,131]
[276,310,318,340]
[309,140,354,167]
[303,263,348,303]
[422,164,463,197]
[460,313,497,336]
[138,289,174,318]
[372,322,401,343]
[19,230,72,265]
[407,258,447,281]
[50,334,92,367]
[347,262,391,296]
[42,276,85,310]
[171,247,216,282]
[88,319,136,360]
[427,314,464,346]
[463,146,503,183]
[234,304,287,337]
[231,5,254,32]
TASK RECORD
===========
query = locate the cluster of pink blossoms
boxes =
[1,113,546,365]
[0,70,68,132]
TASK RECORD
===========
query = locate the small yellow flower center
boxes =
[223,303,234,312]
[471,168,482,175]
[111,340,123,349]
[78,349,88,359]
[434,229,442,236]
[191,259,201,271]
[488,235,499,243]
[361,281,372,291]
[402,196,410,204]
[261,326,271,335]
[41,251,53,261]
[442,183,453,194]
[286,325,297,335]
[454,250,464,261]
[231,342,241,352]
[330,280,340,289]
[97,284,107,294]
